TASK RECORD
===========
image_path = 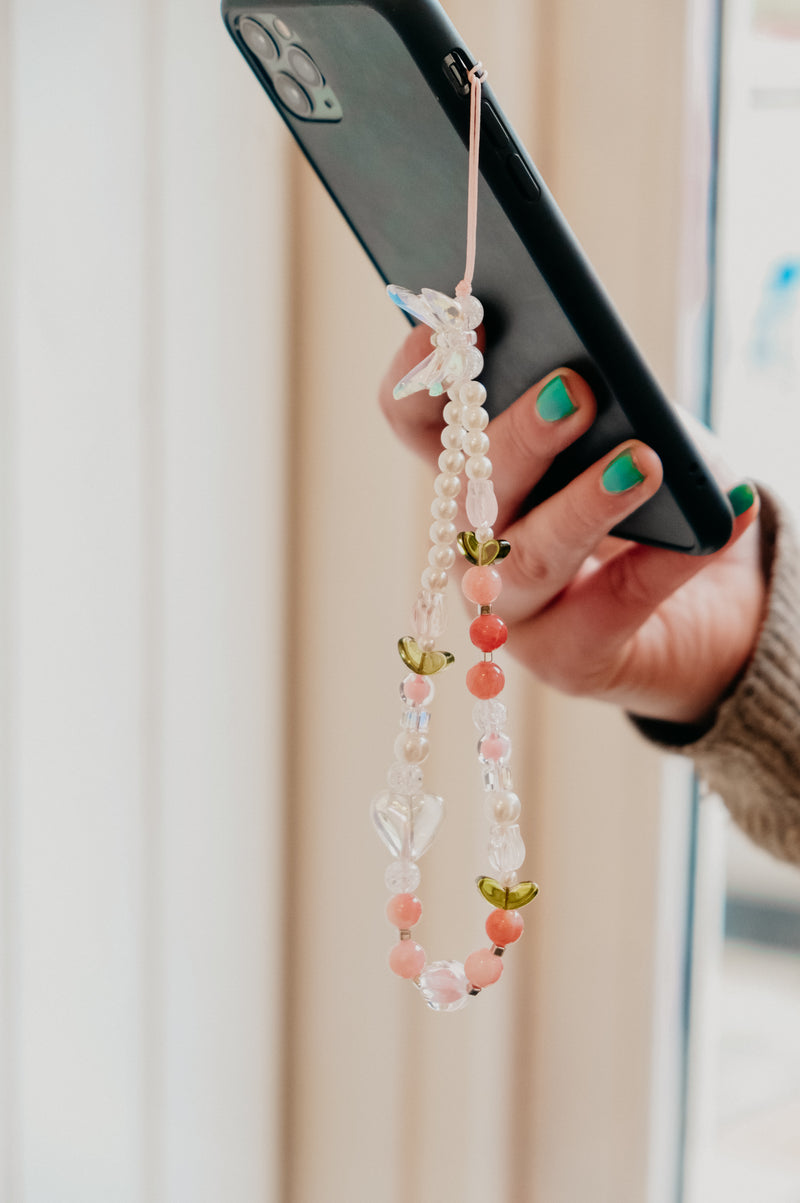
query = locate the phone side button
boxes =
[482,103,510,149]
[507,154,541,202]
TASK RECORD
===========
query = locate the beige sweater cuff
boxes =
[631,488,800,866]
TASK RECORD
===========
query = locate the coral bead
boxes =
[470,612,508,652]
[486,908,525,947]
[462,565,502,606]
[465,948,503,988]
[386,893,423,929]
[389,941,426,979]
[466,661,505,699]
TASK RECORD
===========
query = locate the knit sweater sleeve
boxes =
[630,489,800,866]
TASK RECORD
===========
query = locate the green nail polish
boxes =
[602,450,646,494]
[536,376,577,422]
[728,482,755,517]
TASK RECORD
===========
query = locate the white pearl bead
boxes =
[429,520,456,545]
[465,455,492,480]
[418,636,435,651]
[438,449,465,475]
[463,405,488,431]
[434,472,461,499]
[440,425,463,451]
[394,731,430,764]
[428,544,456,570]
[484,791,521,825]
[459,381,487,406]
[421,567,448,591]
[464,430,490,457]
[431,496,458,521]
[442,400,461,425]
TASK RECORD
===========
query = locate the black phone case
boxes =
[222,0,733,554]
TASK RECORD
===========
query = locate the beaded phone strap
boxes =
[370,65,538,1013]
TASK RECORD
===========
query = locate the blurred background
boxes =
[0,0,797,1201]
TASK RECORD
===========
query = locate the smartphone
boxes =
[221,0,733,554]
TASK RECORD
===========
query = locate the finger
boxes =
[379,325,443,458]
[485,369,597,529]
[498,440,664,621]
[545,481,761,657]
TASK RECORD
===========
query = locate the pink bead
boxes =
[466,661,505,699]
[389,940,426,979]
[386,893,423,929]
[402,673,433,706]
[486,908,524,947]
[465,947,503,988]
[462,565,502,606]
[479,733,511,762]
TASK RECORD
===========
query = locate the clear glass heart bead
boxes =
[370,791,444,861]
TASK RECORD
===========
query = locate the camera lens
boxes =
[273,72,313,117]
[240,17,278,64]
[286,46,324,89]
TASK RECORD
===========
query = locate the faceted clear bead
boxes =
[401,708,430,732]
[412,589,447,641]
[387,761,423,795]
[371,790,445,860]
[417,961,471,1012]
[473,699,508,733]
[385,860,421,893]
[481,762,514,792]
[488,823,526,875]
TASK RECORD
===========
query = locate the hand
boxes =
[380,325,765,725]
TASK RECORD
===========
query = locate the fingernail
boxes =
[536,375,577,422]
[728,481,756,516]
[601,449,646,494]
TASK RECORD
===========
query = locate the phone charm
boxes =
[371,64,538,1012]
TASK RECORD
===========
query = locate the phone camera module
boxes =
[240,17,278,65]
[285,46,324,89]
[273,72,313,118]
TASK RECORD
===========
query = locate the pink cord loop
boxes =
[455,62,487,300]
